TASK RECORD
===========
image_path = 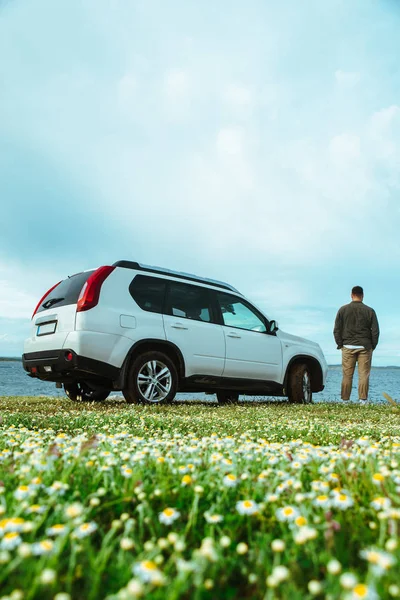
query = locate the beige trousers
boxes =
[341,347,373,400]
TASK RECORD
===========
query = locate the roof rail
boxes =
[113,260,240,293]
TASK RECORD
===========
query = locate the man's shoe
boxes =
[359,399,368,405]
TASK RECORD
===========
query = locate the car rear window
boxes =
[36,271,94,314]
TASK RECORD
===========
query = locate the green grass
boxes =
[0,396,399,600]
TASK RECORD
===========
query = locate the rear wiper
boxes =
[42,297,65,309]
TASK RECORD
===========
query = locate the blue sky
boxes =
[1,0,400,365]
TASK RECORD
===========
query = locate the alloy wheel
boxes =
[137,360,172,403]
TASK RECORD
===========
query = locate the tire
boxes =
[216,391,239,405]
[64,382,110,402]
[287,363,313,404]
[122,351,178,405]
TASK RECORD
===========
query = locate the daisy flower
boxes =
[223,474,238,487]
[350,583,379,600]
[0,532,22,551]
[276,505,300,522]
[313,494,331,508]
[159,508,180,525]
[236,500,260,515]
[0,518,25,533]
[31,539,54,556]
[27,504,46,515]
[265,494,279,503]
[73,522,98,538]
[293,526,318,544]
[204,513,224,524]
[64,503,84,519]
[198,537,218,561]
[294,516,308,527]
[370,497,391,511]
[331,492,354,510]
[359,547,396,575]
[46,481,69,496]
[46,524,68,537]
[14,485,33,501]
[121,467,133,478]
[372,473,385,485]
[133,560,166,585]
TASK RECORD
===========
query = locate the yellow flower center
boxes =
[353,584,368,598]
[163,508,174,517]
[367,552,379,564]
[41,541,53,550]
[283,507,294,516]
[143,560,157,571]
[243,501,253,508]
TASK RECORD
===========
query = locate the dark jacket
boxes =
[334,301,380,351]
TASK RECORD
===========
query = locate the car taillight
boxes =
[76,266,115,312]
[32,281,62,319]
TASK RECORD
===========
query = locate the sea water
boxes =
[0,361,398,404]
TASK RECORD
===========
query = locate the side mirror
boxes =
[269,320,279,334]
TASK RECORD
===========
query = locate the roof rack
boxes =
[113,261,240,293]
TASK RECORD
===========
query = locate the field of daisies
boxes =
[0,396,399,600]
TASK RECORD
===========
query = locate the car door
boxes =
[163,281,225,377]
[216,292,282,382]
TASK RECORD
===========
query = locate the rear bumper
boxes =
[22,349,120,385]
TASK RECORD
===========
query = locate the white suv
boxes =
[23,261,328,404]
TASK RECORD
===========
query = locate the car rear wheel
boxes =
[287,363,313,404]
[122,351,178,405]
[64,382,110,402]
[216,391,239,405]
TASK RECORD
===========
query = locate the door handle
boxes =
[227,332,241,338]
[171,322,188,330]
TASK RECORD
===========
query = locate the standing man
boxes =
[333,286,380,404]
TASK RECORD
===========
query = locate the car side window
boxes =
[129,275,166,313]
[166,282,211,323]
[217,293,267,333]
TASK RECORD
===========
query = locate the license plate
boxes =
[37,321,57,336]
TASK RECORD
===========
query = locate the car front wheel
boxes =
[122,351,178,405]
[287,364,313,404]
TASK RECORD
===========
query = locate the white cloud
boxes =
[369,105,400,134]
[329,133,361,163]
[163,68,191,120]
[216,127,244,157]
[223,83,253,118]
[368,105,400,162]
[0,279,37,320]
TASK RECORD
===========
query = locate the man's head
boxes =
[351,285,364,301]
